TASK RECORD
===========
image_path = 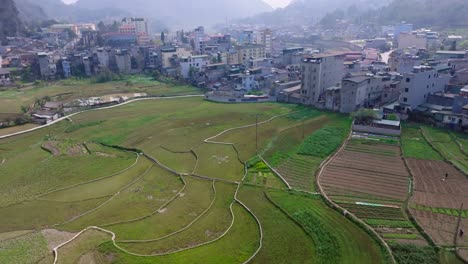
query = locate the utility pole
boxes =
[302,119,305,140]
[256,114,259,155]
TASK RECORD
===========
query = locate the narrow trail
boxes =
[0,95,204,140]
[315,133,397,264]
[52,108,301,263]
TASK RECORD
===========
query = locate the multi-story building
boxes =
[115,49,132,74]
[237,44,266,66]
[37,52,56,79]
[193,26,206,55]
[121,17,149,35]
[339,76,390,113]
[179,55,210,79]
[227,50,239,65]
[256,29,272,56]
[238,30,254,45]
[389,50,422,73]
[399,66,450,112]
[398,33,427,49]
[300,53,345,106]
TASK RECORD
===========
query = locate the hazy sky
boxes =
[61,0,293,8]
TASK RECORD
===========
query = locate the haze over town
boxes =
[1,0,468,264]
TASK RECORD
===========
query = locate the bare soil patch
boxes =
[41,229,76,251]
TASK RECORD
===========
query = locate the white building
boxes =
[399,66,450,111]
[180,55,210,79]
[300,53,346,106]
[256,29,272,56]
[121,17,149,35]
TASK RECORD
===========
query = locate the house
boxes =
[435,51,467,61]
[43,101,63,111]
[32,110,59,124]
[399,66,450,112]
[300,53,346,106]
[180,55,210,79]
[277,85,302,104]
[398,33,427,49]
[237,44,266,66]
[0,68,11,85]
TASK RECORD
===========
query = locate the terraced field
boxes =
[0,97,388,263]
[320,135,427,248]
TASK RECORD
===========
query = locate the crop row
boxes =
[410,204,468,218]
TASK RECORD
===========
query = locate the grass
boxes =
[95,203,260,264]
[194,143,245,181]
[0,231,49,264]
[0,96,397,263]
[106,177,214,240]
[0,197,109,233]
[382,233,419,239]
[40,157,152,202]
[410,204,467,218]
[245,157,286,189]
[118,181,237,255]
[422,126,468,174]
[388,242,439,264]
[267,190,386,264]
[364,219,414,228]
[0,76,201,116]
[237,185,315,263]
[64,120,106,133]
[401,125,444,160]
[297,117,350,158]
[61,165,183,232]
[55,229,110,264]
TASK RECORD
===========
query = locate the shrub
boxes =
[298,127,346,158]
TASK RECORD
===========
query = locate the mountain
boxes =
[74,0,273,28]
[242,0,391,27]
[14,0,47,22]
[14,0,131,24]
[0,0,23,44]
[370,0,468,28]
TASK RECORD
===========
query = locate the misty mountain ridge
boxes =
[74,0,273,29]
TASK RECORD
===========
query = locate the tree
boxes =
[153,70,162,81]
[352,109,378,125]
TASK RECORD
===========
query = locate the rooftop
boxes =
[343,76,371,84]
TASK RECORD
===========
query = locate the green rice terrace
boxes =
[2,94,466,264]
[0,96,397,264]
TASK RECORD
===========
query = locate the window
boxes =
[427,85,429,89]
[405,88,409,92]
[428,75,431,79]
[406,78,411,83]
[403,97,408,102]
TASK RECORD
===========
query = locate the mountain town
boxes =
[0,0,467,264]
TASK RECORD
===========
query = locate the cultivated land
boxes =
[0,76,201,120]
[0,96,387,263]
[399,124,468,263]
[319,133,434,263]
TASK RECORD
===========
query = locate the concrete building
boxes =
[434,51,467,61]
[364,38,389,51]
[398,33,427,49]
[394,23,413,38]
[238,30,254,45]
[37,52,56,79]
[340,76,388,113]
[95,48,111,68]
[193,26,206,55]
[256,29,272,56]
[237,44,266,66]
[388,50,422,73]
[121,18,149,35]
[300,53,346,106]
[399,66,450,112]
[180,55,210,79]
[115,50,132,74]
[282,47,304,66]
[227,50,240,65]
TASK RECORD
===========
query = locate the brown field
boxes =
[406,158,468,247]
[410,209,468,247]
[407,159,468,209]
[322,145,410,202]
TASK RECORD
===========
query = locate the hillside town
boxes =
[1,6,468,134]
